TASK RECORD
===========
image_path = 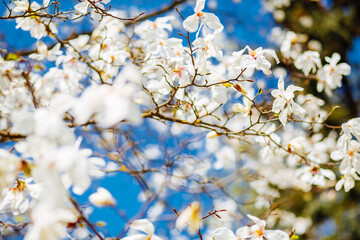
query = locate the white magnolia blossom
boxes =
[212,214,289,240]
[89,187,116,207]
[175,201,201,233]
[183,0,224,35]
[0,178,41,215]
[331,118,360,191]
[14,1,57,39]
[294,50,321,76]
[316,52,351,96]
[271,76,305,126]
[29,41,62,61]
[335,168,360,192]
[122,219,162,240]
[296,164,336,187]
[232,97,252,117]
[233,45,280,75]
[75,0,111,21]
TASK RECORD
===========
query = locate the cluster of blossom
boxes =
[0,0,357,239]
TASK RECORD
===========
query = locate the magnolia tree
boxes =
[0,0,358,239]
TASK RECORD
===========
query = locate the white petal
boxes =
[277,76,285,90]
[130,219,154,236]
[344,176,355,192]
[183,14,199,32]
[203,13,224,33]
[292,102,305,119]
[212,227,236,240]
[320,169,336,180]
[279,107,289,126]
[194,0,205,12]
[265,230,290,240]
[263,49,280,63]
[335,178,344,191]
[337,63,351,76]
[330,150,344,161]
[75,1,89,14]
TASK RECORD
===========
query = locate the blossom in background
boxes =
[271,76,305,126]
[294,50,321,76]
[14,0,57,39]
[280,31,297,54]
[331,139,360,173]
[296,164,336,187]
[0,150,21,190]
[29,41,62,61]
[212,214,289,240]
[335,168,360,192]
[232,45,280,75]
[244,214,289,240]
[89,187,116,207]
[316,52,351,96]
[122,219,162,240]
[232,97,252,117]
[75,0,111,21]
[135,16,175,40]
[175,201,201,233]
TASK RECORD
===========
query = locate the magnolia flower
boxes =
[175,201,201,233]
[0,179,41,215]
[232,98,252,117]
[335,168,360,192]
[122,219,161,240]
[193,34,223,73]
[89,187,116,207]
[211,85,228,104]
[214,146,236,170]
[212,227,238,240]
[331,140,360,173]
[13,0,29,12]
[271,76,305,126]
[14,1,58,39]
[183,0,223,35]
[294,51,321,76]
[280,31,297,53]
[233,45,280,75]
[29,41,62,61]
[316,52,351,96]
[75,0,111,21]
[147,37,183,59]
[207,131,220,139]
[296,164,336,187]
[213,215,289,240]
[135,16,174,40]
[245,214,289,240]
[72,83,141,128]
[25,204,77,240]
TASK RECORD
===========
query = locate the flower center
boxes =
[255,229,264,237]
[250,50,257,59]
[349,150,354,157]
[310,166,319,175]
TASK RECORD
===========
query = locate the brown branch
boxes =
[70,198,105,240]
[0,130,26,141]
